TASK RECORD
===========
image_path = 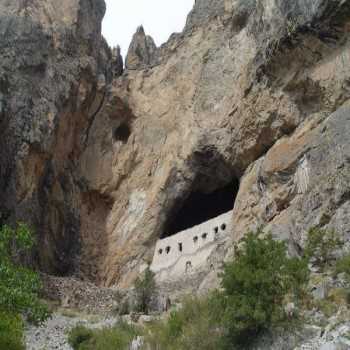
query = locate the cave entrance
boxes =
[162,179,239,238]
[113,123,131,143]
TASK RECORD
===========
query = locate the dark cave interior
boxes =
[162,178,239,238]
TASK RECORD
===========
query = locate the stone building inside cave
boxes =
[151,180,239,281]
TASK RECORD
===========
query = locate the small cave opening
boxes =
[162,178,239,238]
[113,123,131,143]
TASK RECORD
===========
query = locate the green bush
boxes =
[133,266,156,314]
[304,227,342,271]
[0,223,50,324]
[68,322,139,350]
[71,230,311,350]
[0,223,50,349]
[112,299,130,316]
[336,254,350,281]
[145,295,224,350]
[68,325,94,349]
[0,311,25,350]
[220,231,309,347]
[336,254,350,304]
[133,231,309,349]
[112,291,130,316]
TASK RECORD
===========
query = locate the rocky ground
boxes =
[25,312,118,350]
[25,269,350,350]
[255,310,350,350]
[25,302,350,350]
[25,275,120,349]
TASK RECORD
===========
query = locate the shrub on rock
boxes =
[0,223,49,323]
[220,230,309,347]
[133,266,157,314]
[0,311,25,350]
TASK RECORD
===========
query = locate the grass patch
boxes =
[328,288,349,306]
[0,311,25,350]
[60,309,83,318]
[315,299,338,318]
[68,321,140,350]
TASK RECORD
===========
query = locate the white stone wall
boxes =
[151,210,232,281]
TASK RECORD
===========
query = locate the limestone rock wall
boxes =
[1,0,350,292]
[0,0,109,276]
[95,0,350,289]
[125,26,159,70]
[232,104,350,251]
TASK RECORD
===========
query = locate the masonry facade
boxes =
[151,210,232,281]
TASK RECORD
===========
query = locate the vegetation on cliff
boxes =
[0,223,49,349]
[68,322,139,350]
[143,230,309,349]
[133,266,157,314]
[69,229,314,349]
[220,231,309,347]
[304,227,343,272]
[67,226,350,349]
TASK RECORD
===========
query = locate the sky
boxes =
[102,0,195,58]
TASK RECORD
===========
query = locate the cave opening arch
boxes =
[161,177,239,239]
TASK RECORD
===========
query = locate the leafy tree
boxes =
[220,230,309,347]
[304,227,343,271]
[0,223,49,323]
[133,266,157,314]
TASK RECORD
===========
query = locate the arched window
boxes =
[202,233,208,240]
[221,223,226,231]
[166,246,171,254]
[214,227,219,234]
[193,236,198,243]
[158,248,163,255]
[178,243,183,252]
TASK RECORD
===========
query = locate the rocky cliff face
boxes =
[0,0,109,278]
[1,0,350,290]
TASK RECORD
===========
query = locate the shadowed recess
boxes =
[162,179,239,238]
[113,123,131,143]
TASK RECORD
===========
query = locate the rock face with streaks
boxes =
[125,26,158,70]
[0,0,109,278]
[112,46,124,77]
[0,0,350,293]
[99,0,350,289]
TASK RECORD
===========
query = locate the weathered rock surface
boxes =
[112,45,124,78]
[0,0,109,277]
[1,0,350,296]
[125,26,158,70]
[231,104,350,251]
[98,0,350,289]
